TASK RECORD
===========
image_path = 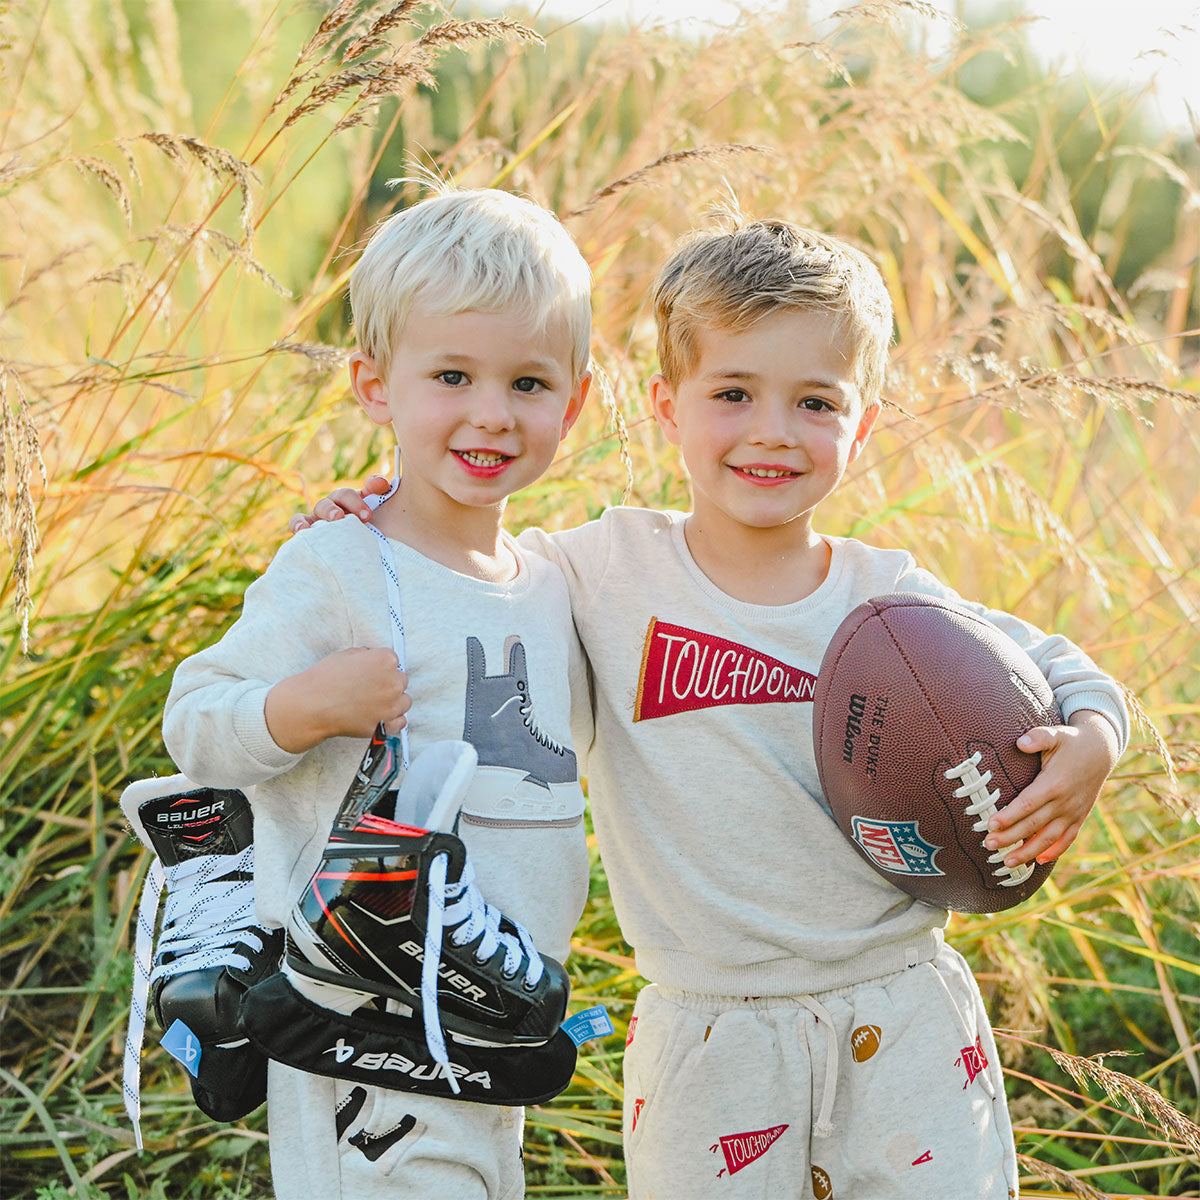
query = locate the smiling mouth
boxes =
[455,449,513,468]
[733,466,800,479]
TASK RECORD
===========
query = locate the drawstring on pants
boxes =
[796,994,838,1140]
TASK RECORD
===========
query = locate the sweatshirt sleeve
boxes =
[894,562,1130,756]
[515,516,613,619]
[162,529,356,787]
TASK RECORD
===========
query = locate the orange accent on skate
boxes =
[317,870,418,882]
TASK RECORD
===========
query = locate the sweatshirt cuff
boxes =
[232,684,304,773]
[1060,692,1129,758]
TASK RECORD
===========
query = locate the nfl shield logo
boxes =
[851,817,945,876]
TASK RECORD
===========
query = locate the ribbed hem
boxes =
[635,928,944,996]
[1060,692,1129,756]
[232,685,302,772]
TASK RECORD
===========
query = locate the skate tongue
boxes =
[392,741,478,832]
[137,789,253,866]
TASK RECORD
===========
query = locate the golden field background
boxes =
[1,1,1197,1195]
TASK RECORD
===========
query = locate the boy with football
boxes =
[302,217,1126,1197]
[151,186,595,1199]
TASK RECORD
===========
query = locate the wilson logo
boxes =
[841,692,868,762]
[634,619,816,722]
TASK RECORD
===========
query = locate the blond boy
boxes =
[308,218,1126,1198]
[163,188,593,1199]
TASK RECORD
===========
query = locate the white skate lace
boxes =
[122,846,265,1148]
[421,849,545,1093]
[518,688,567,756]
[945,752,1035,887]
[366,496,547,1088]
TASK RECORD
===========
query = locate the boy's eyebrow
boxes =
[429,351,565,376]
[700,367,851,393]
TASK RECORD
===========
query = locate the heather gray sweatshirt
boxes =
[518,507,1128,995]
[162,517,591,963]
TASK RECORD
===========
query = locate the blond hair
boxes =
[652,219,893,402]
[350,187,592,381]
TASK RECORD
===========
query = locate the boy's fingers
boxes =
[313,497,346,521]
[288,514,313,534]
[363,475,391,496]
[1017,725,1063,754]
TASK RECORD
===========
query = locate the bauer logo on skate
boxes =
[634,619,816,721]
[398,940,489,1003]
[157,798,225,823]
[322,1038,493,1088]
[850,817,945,877]
[710,1124,788,1176]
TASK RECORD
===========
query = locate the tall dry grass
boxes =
[1,0,1197,1196]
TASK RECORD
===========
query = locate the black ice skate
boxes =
[461,636,583,822]
[246,728,573,1101]
[121,777,282,1144]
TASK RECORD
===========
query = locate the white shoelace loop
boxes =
[944,752,1034,886]
[417,850,546,1093]
[122,845,262,1147]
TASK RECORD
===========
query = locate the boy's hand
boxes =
[288,476,390,534]
[984,709,1120,867]
[265,647,411,754]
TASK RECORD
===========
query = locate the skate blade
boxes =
[283,960,384,1016]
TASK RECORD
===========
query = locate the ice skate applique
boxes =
[710,1125,788,1177]
[241,729,578,1106]
[634,619,817,721]
[956,1036,989,1089]
[461,636,583,823]
[335,1085,427,1176]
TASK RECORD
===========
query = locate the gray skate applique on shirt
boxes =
[460,636,584,824]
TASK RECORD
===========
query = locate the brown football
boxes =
[812,593,1061,912]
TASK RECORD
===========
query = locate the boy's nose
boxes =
[748,400,798,447]
[469,387,517,431]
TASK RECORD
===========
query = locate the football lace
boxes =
[944,752,1035,886]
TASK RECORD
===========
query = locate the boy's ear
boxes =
[349,351,392,427]
[649,373,682,446]
[848,399,881,463]
[560,371,591,440]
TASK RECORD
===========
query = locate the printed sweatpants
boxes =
[267,1061,525,1200]
[622,944,1018,1200]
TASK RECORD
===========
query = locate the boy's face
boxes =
[350,307,588,524]
[650,308,879,540]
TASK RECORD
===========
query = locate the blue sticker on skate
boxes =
[162,1019,202,1078]
[563,1005,614,1046]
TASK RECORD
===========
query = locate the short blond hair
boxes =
[652,219,893,402]
[350,187,592,381]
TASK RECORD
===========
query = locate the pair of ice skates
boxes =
[122,728,575,1139]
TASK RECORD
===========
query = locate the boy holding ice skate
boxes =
[142,187,595,1200]
[311,217,1127,1198]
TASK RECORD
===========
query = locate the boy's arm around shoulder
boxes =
[163,524,408,788]
[896,564,1127,866]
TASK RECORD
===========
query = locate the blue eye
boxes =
[437,370,466,386]
[513,377,545,394]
